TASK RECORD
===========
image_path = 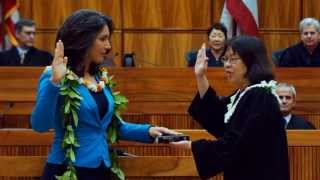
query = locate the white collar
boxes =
[16,47,28,55]
[224,80,280,123]
[283,114,292,125]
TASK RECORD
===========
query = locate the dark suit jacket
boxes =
[287,115,316,129]
[278,42,320,67]
[0,47,53,66]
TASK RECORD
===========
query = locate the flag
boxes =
[0,0,20,50]
[220,0,259,38]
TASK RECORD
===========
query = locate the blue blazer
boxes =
[31,68,153,168]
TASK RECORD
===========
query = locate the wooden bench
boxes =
[1,67,320,129]
[1,112,319,129]
[0,113,203,129]
[0,129,319,180]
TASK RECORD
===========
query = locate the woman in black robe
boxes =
[172,36,289,180]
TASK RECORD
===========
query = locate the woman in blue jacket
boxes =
[31,9,177,180]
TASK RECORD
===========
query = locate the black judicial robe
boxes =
[287,115,316,129]
[188,86,289,180]
[278,42,320,67]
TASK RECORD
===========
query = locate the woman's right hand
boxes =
[51,40,68,84]
[170,140,192,150]
[194,43,208,78]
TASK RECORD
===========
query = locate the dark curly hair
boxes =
[56,9,114,76]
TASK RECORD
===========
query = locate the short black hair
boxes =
[15,19,35,33]
[207,23,228,39]
[226,36,274,84]
[56,9,114,76]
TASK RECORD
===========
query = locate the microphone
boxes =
[122,52,161,67]
[0,102,14,120]
[122,53,135,67]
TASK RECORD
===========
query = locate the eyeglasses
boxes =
[221,57,241,64]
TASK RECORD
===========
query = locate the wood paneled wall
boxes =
[17,0,320,67]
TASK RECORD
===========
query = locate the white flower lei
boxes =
[79,70,109,92]
[224,80,281,123]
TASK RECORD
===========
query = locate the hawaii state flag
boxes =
[0,0,20,50]
[220,0,259,38]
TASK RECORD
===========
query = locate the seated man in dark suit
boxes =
[276,83,316,129]
[278,17,320,67]
[0,19,53,66]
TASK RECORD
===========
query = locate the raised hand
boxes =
[194,43,208,78]
[51,40,68,84]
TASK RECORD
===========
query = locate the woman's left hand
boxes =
[148,127,180,138]
[195,43,208,78]
[170,140,192,150]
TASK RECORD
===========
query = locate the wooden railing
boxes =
[1,112,319,129]
[1,67,320,129]
[1,67,320,113]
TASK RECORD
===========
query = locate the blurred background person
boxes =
[278,17,320,67]
[0,18,53,66]
[185,23,227,67]
[276,83,316,129]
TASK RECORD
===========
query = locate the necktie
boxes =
[283,118,288,128]
[20,51,26,65]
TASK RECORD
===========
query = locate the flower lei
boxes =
[224,80,280,123]
[56,67,128,180]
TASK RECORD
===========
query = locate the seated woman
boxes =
[186,23,227,67]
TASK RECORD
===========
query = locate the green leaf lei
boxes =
[55,67,128,180]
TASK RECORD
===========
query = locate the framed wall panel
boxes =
[302,0,320,19]
[33,30,122,66]
[17,0,33,19]
[258,0,301,29]
[16,0,320,68]
[124,32,208,67]
[123,0,212,29]
[260,30,300,58]
[31,0,121,29]
[33,31,56,54]
[107,31,122,67]
[212,0,224,23]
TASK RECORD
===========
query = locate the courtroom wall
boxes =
[18,0,320,67]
